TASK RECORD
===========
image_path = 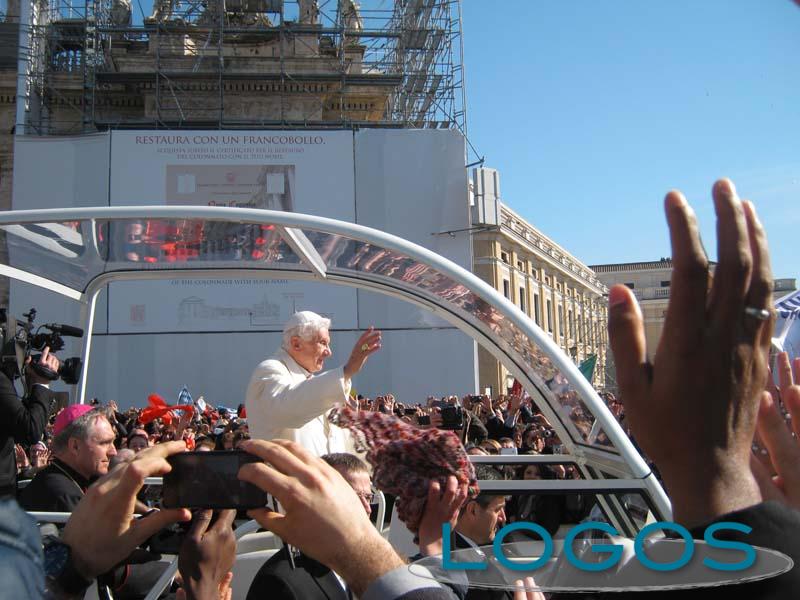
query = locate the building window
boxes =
[501,251,509,264]
[519,287,526,313]
[503,279,510,299]
[534,294,540,324]
[661,280,670,287]
[532,271,538,280]
[558,305,564,338]
[568,309,573,339]
[624,282,635,289]
[517,260,525,271]
[547,299,553,333]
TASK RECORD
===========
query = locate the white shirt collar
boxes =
[274,347,312,378]
[456,532,486,557]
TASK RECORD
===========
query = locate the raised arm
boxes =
[608,179,772,527]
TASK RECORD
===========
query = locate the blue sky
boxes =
[460,0,800,285]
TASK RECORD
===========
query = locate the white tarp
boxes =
[9,129,478,405]
[108,130,359,333]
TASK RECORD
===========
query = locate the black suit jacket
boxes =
[246,545,349,600]
[453,533,513,600]
[19,459,89,513]
[0,372,51,498]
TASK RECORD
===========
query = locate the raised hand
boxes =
[508,395,523,416]
[178,509,236,600]
[344,327,382,380]
[61,441,192,580]
[239,439,404,597]
[15,444,30,470]
[751,351,800,509]
[608,179,773,527]
[417,476,469,556]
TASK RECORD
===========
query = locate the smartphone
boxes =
[417,415,431,426]
[163,450,269,509]
[404,407,417,415]
[499,447,518,455]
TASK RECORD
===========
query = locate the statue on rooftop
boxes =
[110,0,132,26]
[338,0,363,32]
[147,0,174,22]
[298,0,318,24]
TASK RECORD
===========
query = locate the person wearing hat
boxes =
[0,347,60,499]
[20,405,117,513]
[21,405,173,597]
[245,311,381,456]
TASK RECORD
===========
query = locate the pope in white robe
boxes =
[245,311,381,456]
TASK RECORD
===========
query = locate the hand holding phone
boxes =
[163,450,270,509]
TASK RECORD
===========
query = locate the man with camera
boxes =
[0,347,59,499]
[245,311,381,456]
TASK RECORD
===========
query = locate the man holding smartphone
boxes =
[245,311,381,456]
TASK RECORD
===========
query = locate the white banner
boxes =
[108,130,357,333]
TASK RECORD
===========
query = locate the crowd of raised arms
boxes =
[2,181,800,599]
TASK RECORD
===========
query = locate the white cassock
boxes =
[245,348,353,456]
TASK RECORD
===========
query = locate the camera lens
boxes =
[59,357,83,385]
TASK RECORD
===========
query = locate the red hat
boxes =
[53,404,95,436]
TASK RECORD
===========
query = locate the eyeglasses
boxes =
[354,491,378,504]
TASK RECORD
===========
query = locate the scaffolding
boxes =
[15,0,467,133]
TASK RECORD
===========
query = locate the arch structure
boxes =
[0,206,671,526]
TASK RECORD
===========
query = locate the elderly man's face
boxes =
[290,328,332,373]
[73,417,117,479]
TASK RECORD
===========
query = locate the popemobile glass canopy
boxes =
[0,207,670,521]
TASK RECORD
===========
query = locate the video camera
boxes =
[0,308,83,384]
[440,405,464,430]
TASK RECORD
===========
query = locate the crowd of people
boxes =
[13,389,607,487]
[1,179,800,600]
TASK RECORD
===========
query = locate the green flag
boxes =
[579,354,597,383]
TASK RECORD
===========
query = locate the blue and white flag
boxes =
[177,385,193,405]
[774,289,800,364]
[776,288,800,319]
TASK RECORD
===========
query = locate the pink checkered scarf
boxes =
[329,407,478,533]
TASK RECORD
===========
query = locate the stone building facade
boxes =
[592,259,797,359]
[473,202,609,396]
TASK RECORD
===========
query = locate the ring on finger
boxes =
[744,306,771,321]
[361,343,370,351]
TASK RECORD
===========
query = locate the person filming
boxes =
[0,346,59,498]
